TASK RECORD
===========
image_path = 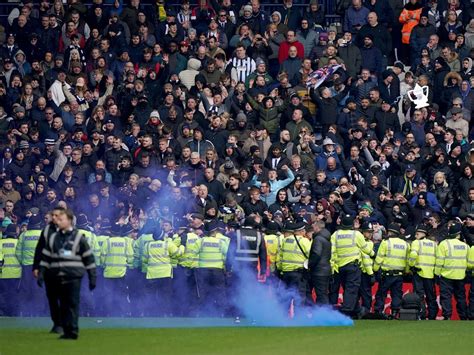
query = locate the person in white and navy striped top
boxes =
[230,44,256,83]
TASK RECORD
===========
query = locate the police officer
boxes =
[230,215,267,279]
[308,220,331,305]
[173,213,204,316]
[143,225,183,316]
[358,221,375,311]
[373,223,409,319]
[37,208,96,340]
[277,220,311,310]
[435,222,468,320]
[196,220,228,316]
[133,225,154,273]
[162,219,180,270]
[76,214,100,261]
[330,215,375,318]
[263,222,283,280]
[228,215,267,319]
[16,214,43,316]
[0,224,21,316]
[100,223,134,316]
[130,222,154,317]
[408,224,438,320]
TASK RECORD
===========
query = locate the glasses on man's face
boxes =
[72,152,81,156]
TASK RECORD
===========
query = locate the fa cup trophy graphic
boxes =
[407,84,429,109]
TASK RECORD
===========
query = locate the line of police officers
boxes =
[1,209,474,332]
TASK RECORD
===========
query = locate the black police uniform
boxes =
[227,223,267,315]
[34,222,63,333]
[39,226,96,339]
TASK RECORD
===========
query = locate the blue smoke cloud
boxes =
[233,268,353,327]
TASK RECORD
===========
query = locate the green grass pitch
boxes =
[1,318,473,355]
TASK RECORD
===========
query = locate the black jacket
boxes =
[39,226,96,282]
[308,228,332,276]
[373,109,400,141]
[310,87,349,125]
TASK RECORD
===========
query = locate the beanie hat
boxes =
[150,110,160,118]
[360,203,374,214]
[421,7,430,18]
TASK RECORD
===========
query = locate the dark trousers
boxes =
[0,279,21,316]
[439,277,467,320]
[329,272,341,306]
[339,263,362,315]
[46,276,81,337]
[359,273,373,311]
[45,274,62,327]
[374,274,403,314]
[413,274,438,320]
[145,278,173,316]
[197,268,226,316]
[310,275,330,305]
[173,266,198,316]
[281,270,308,308]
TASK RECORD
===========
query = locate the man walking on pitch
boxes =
[38,208,96,339]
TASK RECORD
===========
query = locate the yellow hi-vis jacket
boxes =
[408,238,436,279]
[100,236,134,278]
[360,239,374,276]
[330,229,374,273]
[435,238,468,280]
[264,233,283,272]
[197,234,228,269]
[143,238,184,279]
[374,237,409,273]
[277,235,311,272]
[15,229,41,265]
[0,238,21,278]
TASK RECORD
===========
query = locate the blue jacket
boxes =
[251,169,295,206]
[410,192,441,213]
[343,6,370,32]
[315,151,342,171]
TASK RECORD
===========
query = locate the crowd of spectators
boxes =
[0,0,473,247]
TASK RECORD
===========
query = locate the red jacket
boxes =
[278,40,305,64]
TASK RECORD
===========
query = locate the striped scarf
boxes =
[402,175,413,197]
[230,57,256,83]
